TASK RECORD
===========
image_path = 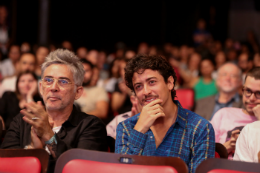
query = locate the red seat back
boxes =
[62,159,177,173]
[0,157,41,173]
[208,169,257,173]
[175,89,194,110]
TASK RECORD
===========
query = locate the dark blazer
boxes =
[1,105,108,173]
[195,94,243,120]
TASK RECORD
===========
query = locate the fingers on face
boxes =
[146,99,162,107]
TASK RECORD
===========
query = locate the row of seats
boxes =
[0,147,259,173]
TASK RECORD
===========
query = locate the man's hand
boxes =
[21,101,54,143]
[223,129,240,153]
[134,99,164,134]
[30,126,44,149]
[130,95,142,116]
[253,104,260,120]
[26,80,38,103]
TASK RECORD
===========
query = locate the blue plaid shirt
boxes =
[115,101,215,173]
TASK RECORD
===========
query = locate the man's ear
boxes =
[167,76,174,91]
[75,86,83,100]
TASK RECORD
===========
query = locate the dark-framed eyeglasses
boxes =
[41,77,74,88]
[242,87,260,99]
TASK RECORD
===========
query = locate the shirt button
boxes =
[150,136,153,139]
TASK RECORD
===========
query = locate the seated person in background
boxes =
[115,55,215,173]
[111,58,132,114]
[34,45,50,79]
[211,67,260,158]
[195,63,243,120]
[106,94,142,139]
[75,59,109,119]
[189,58,218,100]
[234,120,260,162]
[1,49,107,172]
[0,53,36,97]
[0,71,42,130]
[1,44,20,78]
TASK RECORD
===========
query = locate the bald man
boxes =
[195,62,243,120]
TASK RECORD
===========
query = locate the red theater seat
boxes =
[195,158,260,173]
[0,157,41,173]
[55,149,188,173]
[175,88,194,110]
[62,159,177,173]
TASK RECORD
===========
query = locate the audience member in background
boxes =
[234,120,260,163]
[137,42,149,54]
[1,49,107,173]
[20,42,31,53]
[107,94,141,139]
[97,51,108,80]
[111,58,132,114]
[86,49,99,66]
[34,45,50,79]
[1,44,20,78]
[195,63,242,120]
[97,58,121,93]
[0,6,9,55]
[179,45,190,69]
[179,52,201,87]
[238,53,253,82]
[189,58,218,100]
[212,51,227,79]
[125,49,136,60]
[193,19,211,47]
[115,55,215,173]
[0,71,42,130]
[61,40,73,51]
[211,67,260,158]
[253,53,260,67]
[226,48,238,63]
[75,59,108,119]
[0,53,36,97]
[76,46,88,59]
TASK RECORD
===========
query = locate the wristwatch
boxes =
[45,133,57,145]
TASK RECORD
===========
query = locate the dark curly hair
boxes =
[124,54,177,100]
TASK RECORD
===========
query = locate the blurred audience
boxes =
[75,59,109,119]
[0,6,9,55]
[195,63,243,120]
[76,46,88,59]
[0,53,36,97]
[106,94,141,139]
[189,58,218,100]
[211,67,260,158]
[34,45,50,79]
[1,44,20,78]
[0,71,43,130]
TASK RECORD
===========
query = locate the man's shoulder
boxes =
[118,113,139,129]
[2,76,16,84]
[215,107,242,116]
[182,108,212,129]
[196,95,215,103]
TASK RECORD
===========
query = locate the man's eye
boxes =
[135,85,141,90]
[150,80,155,84]
[45,78,53,83]
[59,79,69,85]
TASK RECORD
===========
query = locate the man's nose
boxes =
[249,92,257,101]
[50,80,60,91]
[143,85,151,95]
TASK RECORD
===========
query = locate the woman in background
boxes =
[0,71,43,130]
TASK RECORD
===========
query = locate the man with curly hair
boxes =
[115,54,215,173]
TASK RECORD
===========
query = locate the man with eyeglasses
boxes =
[195,62,243,120]
[211,67,260,159]
[1,49,107,173]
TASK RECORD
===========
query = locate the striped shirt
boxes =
[115,101,215,173]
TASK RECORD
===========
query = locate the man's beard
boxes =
[82,79,91,86]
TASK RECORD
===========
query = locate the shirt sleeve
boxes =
[189,122,215,173]
[115,121,148,155]
[233,125,252,162]
[96,87,109,102]
[106,117,118,138]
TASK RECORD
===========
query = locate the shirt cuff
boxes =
[128,129,148,149]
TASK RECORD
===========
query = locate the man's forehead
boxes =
[43,64,73,78]
[132,69,160,82]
